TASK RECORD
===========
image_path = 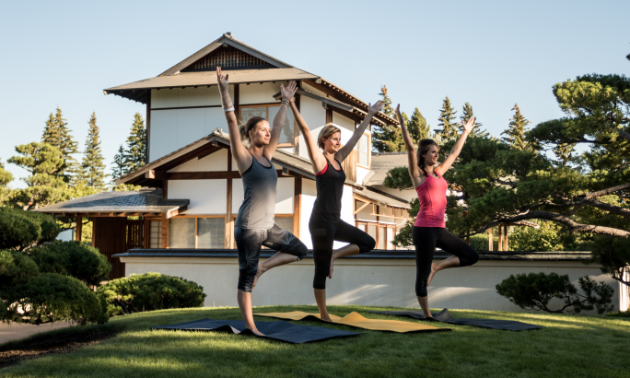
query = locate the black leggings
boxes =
[309,217,376,289]
[412,226,479,297]
[234,224,308,292]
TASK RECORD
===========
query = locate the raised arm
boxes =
[395,104,423,187]
[336,101,383,162]
[217,67,251,174]
[435,117,474,175]
[289,99,327,174]
[264,81,298,159]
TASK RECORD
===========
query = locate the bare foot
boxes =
[328,258,335,279]
[426,263,437,286]
[248,328,265,336]
[320,315,334,322]
[252,263,267,289]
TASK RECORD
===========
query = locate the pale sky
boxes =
[1,0,628,187]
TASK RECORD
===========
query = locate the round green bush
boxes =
[6,273,108,325]
[97,272,207,316]
[0,208,59,250]
[28,241,111,285]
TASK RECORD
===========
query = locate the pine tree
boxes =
[81,112,107,190]
[435,97,459,141]
[111,145,127,181]
[8,142,68,210]
[502,104,532,150]
[407,108,431,144]
[371,86,405,152]
[124,113,147,172]
[460,102,489,138]
[0,162,13,205]
[41,112,61,147]
[41,107,79,182]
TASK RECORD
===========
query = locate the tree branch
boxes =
[467,210,630,238]
[583,199,630,219]
[582,183,630,200]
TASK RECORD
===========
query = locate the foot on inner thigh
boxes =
[426,263,437,286]
[252,262,267,289]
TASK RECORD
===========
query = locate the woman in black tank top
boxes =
[289,98,383,321]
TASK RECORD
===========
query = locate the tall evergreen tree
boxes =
[41,107,79,182]
[81,112,107,190]
[435,97,459,141]
[111,145,127,181]
[371,86,404,152]
[124,113,147,172]
[502,104,532,150]
[8,142,69,210]
[407,108,431,144]
[460,102,489,138]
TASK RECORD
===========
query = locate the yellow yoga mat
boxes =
[254,311,451,333]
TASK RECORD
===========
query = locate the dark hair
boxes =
[239,116,266,141]
[416,139,439,176]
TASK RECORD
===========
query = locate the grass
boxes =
[2,305,629,378]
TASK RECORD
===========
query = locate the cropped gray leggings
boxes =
[234,224,308,292]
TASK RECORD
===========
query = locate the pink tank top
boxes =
[414,172,448,228]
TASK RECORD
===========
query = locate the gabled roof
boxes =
[363,152,408,186]
[103,32,398,126]
[33,189,189,218]
[159,32,293,76]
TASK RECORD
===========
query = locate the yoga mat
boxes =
[151,318,361,344]
[255,311,451,333]
[367,309,542,331]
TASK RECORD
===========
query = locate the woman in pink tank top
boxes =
[395,104,479,319]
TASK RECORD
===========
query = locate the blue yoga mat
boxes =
[367,309,542,331]
[151,318,362,344]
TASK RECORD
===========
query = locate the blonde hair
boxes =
[317,123,341,150]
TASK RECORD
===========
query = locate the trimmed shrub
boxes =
[97,272,206,316]
[0,249,40,288]
[496,272,614,314]
[9,273,108,325]
[28,241,111,285]
[0,208,59,250]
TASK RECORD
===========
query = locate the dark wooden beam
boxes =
[75,215,82,241]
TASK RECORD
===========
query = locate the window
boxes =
[358,133,370,167]
[169,218,195,248]
[198,218,225,248]
[357,221,397,251]
[150,221,162,248]
[168,217,226,249]
[240,105,295,145]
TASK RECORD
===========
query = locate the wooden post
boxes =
[75,215,83,242]
[146,93,151,163]
[504,224,509,251]
[488,227,493,251]
[326,108,333,124]
[497,224,503,251]
[161,213,169,249]
[293,176,301,237]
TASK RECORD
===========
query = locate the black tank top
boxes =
[312,157,346,221]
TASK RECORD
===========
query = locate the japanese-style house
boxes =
[35,32,411,279]
[34,33,627,313]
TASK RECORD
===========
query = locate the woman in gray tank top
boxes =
[217,67,307,336]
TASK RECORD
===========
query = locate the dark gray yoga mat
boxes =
[367,309,542,331]
[151,318,362,344]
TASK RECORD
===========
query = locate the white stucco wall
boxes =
[239,82,283,105]
[120,256,625,314]
[168,179,227,215]
[231,177,294,215]
[149,86,234,162]
[297,97,326,160]
[167,149,228,172]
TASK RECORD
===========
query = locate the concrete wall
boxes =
[120,256,627,314]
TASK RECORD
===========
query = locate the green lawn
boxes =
[2,305,629,378]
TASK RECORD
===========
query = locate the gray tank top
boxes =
[235,152,277,230]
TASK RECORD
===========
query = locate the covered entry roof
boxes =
[33,189,189,218]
